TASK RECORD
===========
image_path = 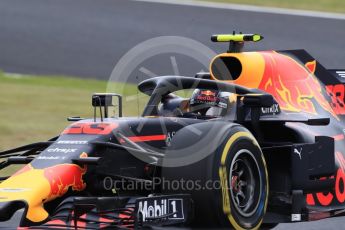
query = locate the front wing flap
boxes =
[17,194,193,229]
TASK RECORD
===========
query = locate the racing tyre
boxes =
[162,124,269,229]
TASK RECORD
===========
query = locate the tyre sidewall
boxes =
[213,126,269,229]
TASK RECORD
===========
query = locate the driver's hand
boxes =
[179,100,190,113]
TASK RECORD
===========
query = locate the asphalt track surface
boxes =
[0,0,345,229]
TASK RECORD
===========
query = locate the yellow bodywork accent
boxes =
[209,52,266,89]
[0,167,50,222]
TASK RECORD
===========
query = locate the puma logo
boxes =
[294,148,302,160]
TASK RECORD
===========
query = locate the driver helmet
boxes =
[189,89,229,116]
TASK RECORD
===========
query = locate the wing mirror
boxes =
[242,94,274,107]
[237,94,274,123]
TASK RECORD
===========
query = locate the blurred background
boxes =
[0,0,344,228]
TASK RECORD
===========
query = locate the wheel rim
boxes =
[229,149,262,217]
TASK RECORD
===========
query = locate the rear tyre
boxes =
[162,125,269,229]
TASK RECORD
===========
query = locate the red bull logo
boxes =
[257,51,336,117]
[0,153,88,223]
[44,163,87,200]
[210,51,337,118]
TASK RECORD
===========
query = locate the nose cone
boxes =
[0,165,50,223]
[0,162,87,224]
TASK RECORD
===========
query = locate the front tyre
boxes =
[162,124,268,229]
[217,127,269,229]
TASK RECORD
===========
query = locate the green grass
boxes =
[202,0,345,13]
[0,72,147,151]
[0,72,196,176]
[0,72,150,176]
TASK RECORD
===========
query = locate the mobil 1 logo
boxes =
[135,195,190,225]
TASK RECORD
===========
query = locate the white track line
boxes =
[133,0,345,20]
[3,72,29,79]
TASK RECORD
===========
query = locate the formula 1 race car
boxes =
[1,34,345,229]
